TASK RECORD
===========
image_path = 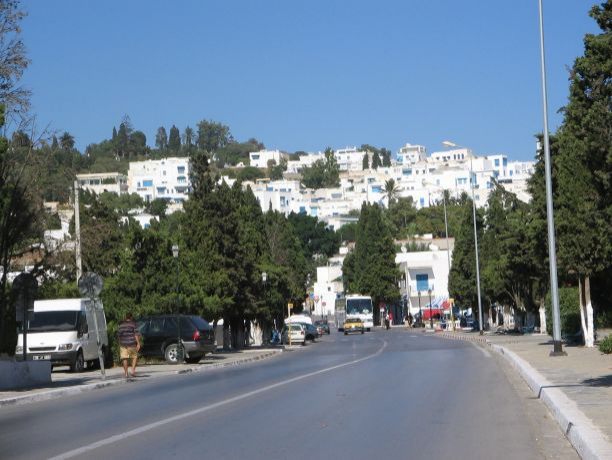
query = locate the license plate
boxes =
[33,355,51,360]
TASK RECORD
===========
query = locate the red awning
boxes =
[422,308,445,320]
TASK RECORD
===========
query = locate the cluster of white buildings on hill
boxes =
[71,141,536,326]
[75,142,535,232]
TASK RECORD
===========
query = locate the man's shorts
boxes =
[120,346,138,360]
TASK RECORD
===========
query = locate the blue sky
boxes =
[21,1,600,161]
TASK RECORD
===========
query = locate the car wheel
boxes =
[185,355,202,364]
[164,343,183,364]
[71,351,85,373]
[344,332,348,335]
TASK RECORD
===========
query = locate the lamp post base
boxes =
[549,341,567,356]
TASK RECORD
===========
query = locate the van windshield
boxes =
[27,311,79,332]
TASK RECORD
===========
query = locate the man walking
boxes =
[118,313,141,378]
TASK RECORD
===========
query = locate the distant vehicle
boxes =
[343,318,365,335]
[300,322,318,341]
[137,315,216,364]
[336,295,373,331]
[16,298,110,373]
[286,313,313,325]
[314,320,330,335]
[281,323,306,345]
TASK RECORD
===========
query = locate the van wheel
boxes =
[71,351,85,373]
[164,343,183,364]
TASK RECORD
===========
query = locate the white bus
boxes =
[335,295,374,331]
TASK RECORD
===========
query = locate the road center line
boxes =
[49,339,388,460]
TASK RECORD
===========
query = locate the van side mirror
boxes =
[77,316,88,337]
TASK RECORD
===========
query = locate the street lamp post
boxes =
[443,141,483,335]
[538,0,564,356]
[428,288,433,330]
[417,291,422,327]
[469,158,484,335]
[172,244,182,363]
[423,178,454,331]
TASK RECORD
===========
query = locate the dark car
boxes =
[298,322,318,341]
[314,320,330,335]
[137,315,216,364]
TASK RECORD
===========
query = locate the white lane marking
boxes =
[471,341,491,357]
[49,339,388,460]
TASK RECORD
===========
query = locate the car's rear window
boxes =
[190,316,211,330]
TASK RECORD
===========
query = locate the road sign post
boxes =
[78,272,106,380]
[12,273,37,362]
[288,302,293,346]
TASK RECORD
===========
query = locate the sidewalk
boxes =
[0,347,283,408]
[437,330,612,460]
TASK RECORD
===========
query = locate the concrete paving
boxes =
[0,347,283,407]
[437,330,612,460]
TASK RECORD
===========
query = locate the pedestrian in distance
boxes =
[384,311,390,330]
[118,312,141,378]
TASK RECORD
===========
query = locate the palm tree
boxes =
[384,179,400,206]
[59,132,75,151]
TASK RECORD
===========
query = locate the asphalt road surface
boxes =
[0,328,578,460]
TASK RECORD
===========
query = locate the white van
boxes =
[16,298,109,372]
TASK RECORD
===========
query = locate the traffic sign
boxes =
[78,272,103,298]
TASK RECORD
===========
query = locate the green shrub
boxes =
[545,286,580,338]
[598,335,612,354]
[595,308,612,329]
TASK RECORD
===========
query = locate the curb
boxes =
[0,349,283,408]
[439,332,612,460]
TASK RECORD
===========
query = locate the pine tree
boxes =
[155,126,168,151]
[551,2,612,346]
[168,125,181,152]
[362,153,369,170]
[346,203,399,323]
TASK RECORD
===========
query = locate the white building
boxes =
[397,143,427,164]
[127,157,190,203]
[244,179,302,215]
[285,152,324,174]
[334,147,368,172]
[249,149,289,168]
[76,172,127,195]
[396,238,453,318]
[313,257,345,317]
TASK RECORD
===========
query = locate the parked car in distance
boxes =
[281,323,306,345]
[300,322,318,341]
[314,320,330,335]
[343,318,365,335]
[137,315,216,364]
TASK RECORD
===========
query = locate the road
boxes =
[0,328,578,460]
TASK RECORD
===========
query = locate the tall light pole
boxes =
[423,178,454,330]
[262,271,271,340]
[538,0,564,356]
[172,244,183,363]
[417,290,423,327]
[428,288,433,330]
[443,141,483,335]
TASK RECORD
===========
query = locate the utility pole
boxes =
[74,181,82,283]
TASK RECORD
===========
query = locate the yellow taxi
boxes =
[343,317,365,335]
